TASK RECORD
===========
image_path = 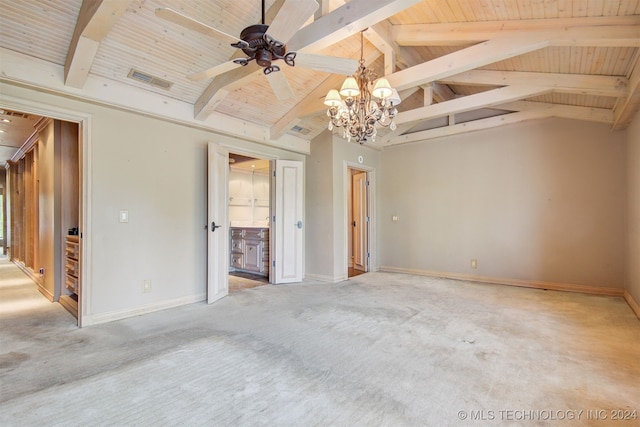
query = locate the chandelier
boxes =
[324,31,401,144]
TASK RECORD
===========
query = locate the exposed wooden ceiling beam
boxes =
[388,111,551,146]
[288,0,422,53]
[497,100,614,124]
[64,0,132,88]
[394,16,640,46]
[363,20,425,74]
[376,84,454,145]
[395,85,550,126]
[613,49,640,130]
[314,0,330,21]
[364,24,396,75]
[194,64,261,120]
[386,36,550,92]
[439,70,629,98]
[387,98,615,147]
[431,83,457,103]
[195,0,421,121]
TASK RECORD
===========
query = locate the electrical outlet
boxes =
[471,259,477,269]
[143,280,152,293]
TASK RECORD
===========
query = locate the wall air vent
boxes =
[290,125,310,135]
[0,109,30,119]
[127,69,173,90]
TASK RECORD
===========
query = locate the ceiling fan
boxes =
[155,0,358,100]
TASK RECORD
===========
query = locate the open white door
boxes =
[207,142,229,303]
[352,171,368,272]
[274,160,303,283]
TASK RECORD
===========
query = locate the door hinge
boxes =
[273,171,276,177]
[272,260,276,267]
[365,216,370,222]
[272,215,276,222]
[366,180,370,186]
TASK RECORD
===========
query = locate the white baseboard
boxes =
[379,266,625,297]
[82,293,206,326]
[305,273,347,283]
[624,290,640,320]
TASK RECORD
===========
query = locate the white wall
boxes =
[305,130,380,282]
[1,82,304,323]
[627,110,640,306]
[380,118,627,289]
[305,131,335,280]
[89,107,209,314]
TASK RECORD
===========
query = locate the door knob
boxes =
[211,221,222,232]
[296,220,303,229]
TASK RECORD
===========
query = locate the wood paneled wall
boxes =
[7,119,79,303]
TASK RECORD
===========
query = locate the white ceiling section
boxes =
[0,0,638,160]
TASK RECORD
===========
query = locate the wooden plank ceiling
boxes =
[0,0,639,151]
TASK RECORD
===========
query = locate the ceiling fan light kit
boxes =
[324,32,400,145]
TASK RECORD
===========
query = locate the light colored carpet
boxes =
[1,258,639,426]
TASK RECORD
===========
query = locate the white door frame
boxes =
[351,169,368,272]
[343,161,376,278]
[219,151,303,285]
[0,94,92,327]
[214,145,278,285]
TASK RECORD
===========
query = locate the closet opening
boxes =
[227,153,271,292]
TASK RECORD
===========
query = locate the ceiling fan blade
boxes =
[187,61,243,81]
[294,53,358,75]
[266,71,294,100]
[266,0,319,45]
[155,8,243,46]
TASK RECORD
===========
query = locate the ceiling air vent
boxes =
[127,69,173,90]
[290,125,310,135]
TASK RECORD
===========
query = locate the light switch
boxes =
[119,210,129,223]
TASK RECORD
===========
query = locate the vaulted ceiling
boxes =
[0,0,639,160]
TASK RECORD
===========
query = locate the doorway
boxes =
[227,153,271,292]
[207,144,304,302]
[348,167,369,278]
[0,100,88,325]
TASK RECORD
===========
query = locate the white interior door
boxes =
[274,160,303,283]
[207,142,229,303]
[352,171,368,272]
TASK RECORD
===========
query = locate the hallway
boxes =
[0,257,76,328]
